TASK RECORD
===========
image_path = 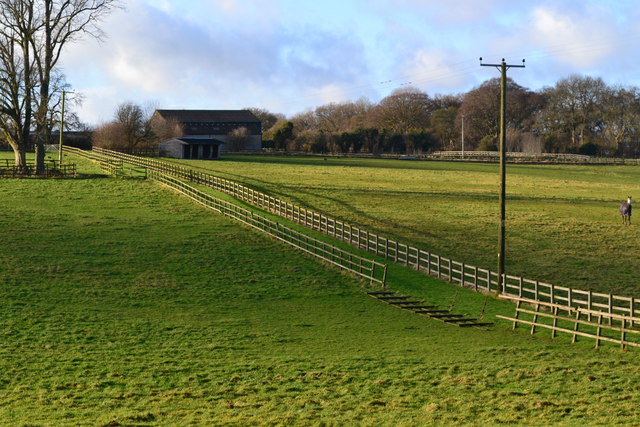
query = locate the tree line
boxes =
[258,75,640,157]
[3,2,638,162]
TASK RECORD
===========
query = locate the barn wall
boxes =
[217,135,262,152]
[159,141,184,159]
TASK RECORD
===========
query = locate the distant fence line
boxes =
[148,171,387,286]
[80,147,640,321]
[64,147,147,177]
[430,151,640,165]
[68,146,387,286]
[255,150,640,165]
[430,151,590,162]
[0,158,76,178]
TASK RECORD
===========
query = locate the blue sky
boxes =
[59,0,640,125]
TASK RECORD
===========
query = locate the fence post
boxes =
[512,300,521,330]
[518,276,523,297]
[572,310,581,344]
[382,265,388,289]
[474,266,478,291]
[608,294,613,326]
[530,303,540,335]
[551,306,559,339]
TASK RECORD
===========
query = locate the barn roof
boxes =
[155,109,260,124]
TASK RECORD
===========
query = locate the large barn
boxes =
[154,109,262,159]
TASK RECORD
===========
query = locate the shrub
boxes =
[478,135,497,151]
[578,142,598,156]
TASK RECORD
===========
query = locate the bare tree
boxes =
[115,102,145,149]
[520,132,544,154]
[430,107,458,149]
[92,120,126,149]
[34,0,120,171]
[370,87,431,134]
[0,0,119,173]
[245,107,284,134]
[534,75,607,151]
[0,1,36,170]
[150,115,183,142]
[459,78,540,149]
[314,99,372,134]
[95,101,157,150]
[599,86,640,156]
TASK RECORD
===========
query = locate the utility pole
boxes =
[461,114,465,159]
[480,57,525,293]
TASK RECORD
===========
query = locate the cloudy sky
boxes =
[59,0,640,126]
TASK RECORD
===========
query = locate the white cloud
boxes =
[60,0,375,124]
[305,84,351,105]
[217,0,241,14]
[57,0,640,125]
[530,6,618,68]
[400,50,476,94]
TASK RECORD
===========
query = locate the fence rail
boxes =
[429,151,640,165]
[497,295,640,350]
[65,146,149,177]
[70,145,388,287]
[148,170,387,286]
[430,151,592,161]
[0,159,76,177]
[80,147,640,320]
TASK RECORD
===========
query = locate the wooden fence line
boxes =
[497,295,640,350]
[148,170,387,286]
[0,159,77,178]
[70,147,388,287]
[83,147,640,320]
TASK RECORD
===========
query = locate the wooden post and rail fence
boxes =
[147,171,388,287]
[66,144,388,287]
[497,295,640,350]
[0,159,77,177]
[70,147,640,327]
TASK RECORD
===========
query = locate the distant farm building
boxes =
[158,137,224,160]
[153,109,262,159]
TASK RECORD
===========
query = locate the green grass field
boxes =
[171,155,640,296]
[2,162,640,425]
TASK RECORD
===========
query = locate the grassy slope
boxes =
[2,172,640,425]
[172,155,640,295]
